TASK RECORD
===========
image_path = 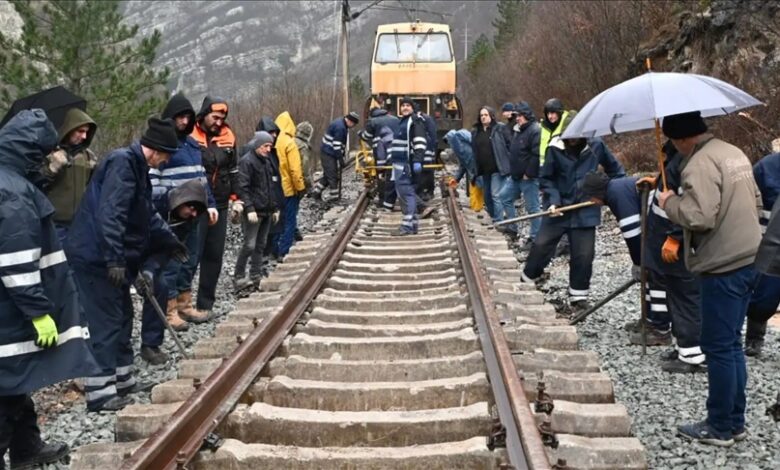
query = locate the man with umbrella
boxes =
[658,111,762,446]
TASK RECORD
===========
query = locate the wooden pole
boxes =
[646,58,668,192]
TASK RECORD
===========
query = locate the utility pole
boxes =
[341,0,350,115]
[464,22,468,59]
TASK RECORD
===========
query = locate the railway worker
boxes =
[313,112,360,202]
[499,101,542,248]
[360,106,400,210]
[471,106,513,222]
[38,107,98,245]
[148,92,215,338]
[191,96,238,317]
[539,98,570,167]
[391,97,427,235]
[501,102,517,124]
[743,150,780,357]
[66,117,185,412]
[416,109,438,202]
[1,110,98,469]
[443,129,482,211]
[273,112,306,258]
[657,111,761,446]
[234,131,283,290]
[294,121,315,242]
[521,113,625,311]
[580,169,703,372]
[137,180,208,365]
[631,141,705,373]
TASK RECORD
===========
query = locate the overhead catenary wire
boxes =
[329,0,342,121]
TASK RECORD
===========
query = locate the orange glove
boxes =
[661,236,680,263]
[447,176,458,188]
[636,176,657,190]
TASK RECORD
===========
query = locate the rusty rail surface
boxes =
[445,186,551,470]
[122,190,370,470]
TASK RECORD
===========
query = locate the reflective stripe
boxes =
[678,345,705,364]
[618,214,640,227]
[649,289,666,299]
[0,325,90,358]
[154,165,205,177]
[650,304,668,312]
[382,201,394,209]
[622,227,641,239]
[1,271,41,288]
[760,209,771,219]
[84,375,115,387]
[0,248,41,267]
[86,386,117,402]
[568,287,589,296]
[678,345,703,357]
[651,202,668,219]
[412,137,427,144]
[40,250,66,269]
[392,164,406,171]
[116,364,134,376]
[116,376,137,389]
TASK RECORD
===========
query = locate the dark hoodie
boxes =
[41,107,99,225]
[162,92,196,137]
[471,106,512,177]
[190,95,238,209]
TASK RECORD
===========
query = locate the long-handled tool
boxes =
[137,277,189,359]
[495,201,596,227]
[569,279,637,325]
[638,183,652,355]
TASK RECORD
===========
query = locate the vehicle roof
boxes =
[376,22,451,34]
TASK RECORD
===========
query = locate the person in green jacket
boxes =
[39,108,98,244]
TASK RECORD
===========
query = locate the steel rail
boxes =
[122,190,370,470]
[445,186,551,470]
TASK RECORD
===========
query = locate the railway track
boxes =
[71,186,647,470]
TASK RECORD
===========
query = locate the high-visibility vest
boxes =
[539,110,569,166]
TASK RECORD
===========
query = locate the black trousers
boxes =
[523,223,595,300]
[416,169,435,200]
[648,269,702,351]
[196,207,228,310]
[316,155,340,196]
[0,394,42,467]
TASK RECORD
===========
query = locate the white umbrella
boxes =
[562,72,763,139]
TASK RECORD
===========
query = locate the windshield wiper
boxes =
[393,29,401,55]
[416,28,433,49]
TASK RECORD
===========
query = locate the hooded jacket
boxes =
[664,135,762,274]
[540,137,625,228]
[238,145,283,215]
[295,121,314,187]
[471,107,512,177]
[274,112,306,196]
[151,94,216,215]
[444,129,477,184]
[509,118,541,179]
[360,108,400,165]
[540,110,570,166]
[40,108,99,225]
[0,110,99,395]
[66,140,179,272]
[190,96,239,209]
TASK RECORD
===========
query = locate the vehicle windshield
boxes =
[375,32,453,63]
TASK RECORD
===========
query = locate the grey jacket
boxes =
[664,135,762,274]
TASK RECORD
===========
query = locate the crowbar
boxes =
[137,276,189,359]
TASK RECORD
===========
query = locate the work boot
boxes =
[420,205,437,219]
[118,381,156,397]
[570,300,590,313]
[166,298,189,332]
[177,291,209,324]
[294,229,303,241]
[659,348,679,361]
[661,358,706,374]
[391,228,415,237]
[140,345,169,365]
[630,327,672,346]
[88,395,133,413]
[10,441,69,470]
[234,276,254,293]
[744,319,767,357]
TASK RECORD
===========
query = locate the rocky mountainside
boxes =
[120,0,496,102]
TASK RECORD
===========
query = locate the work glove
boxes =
[635,176,657,190]
[548,205,563,217]
[32,314,58,349]
[412,162,422,174]
[207,208,219,226]
[229,201,244,225]
[631,265,642,282]
[272,211,280,224]
[247,211,259,224]
[171,239,189,263]
[107,265,126,288]
[661,236,681,263]
[47,149,69,174]
[447,176,458,189]
[134,270,154,297]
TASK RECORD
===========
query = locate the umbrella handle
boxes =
[653,119,668,192]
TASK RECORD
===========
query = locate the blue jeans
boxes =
[480,173,505,222]
[496,177,541,239]
[277,196,300,257]
[699,265,757,433]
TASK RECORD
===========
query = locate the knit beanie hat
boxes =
[501,102,516,113]
[662,111,708,139]
[400,96,415,107]
[581,171,611,201]
[247,131,275,151]
[345,111,360,124]
[141,118,179,153]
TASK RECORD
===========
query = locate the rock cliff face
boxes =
[120,0,495,102]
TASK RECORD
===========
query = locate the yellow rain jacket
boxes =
[274,111,306,197]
